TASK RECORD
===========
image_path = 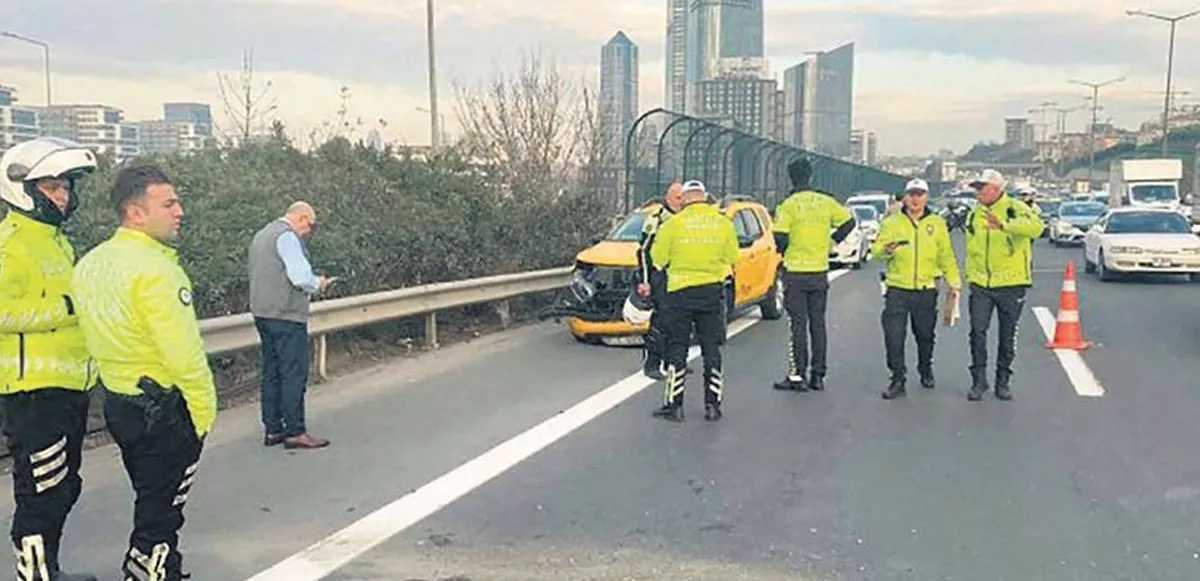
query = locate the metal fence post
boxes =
[315,334,328,381]
[425,312,439,349]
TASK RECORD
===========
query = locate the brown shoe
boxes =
[283,434,330,450]
[264,433,286,447]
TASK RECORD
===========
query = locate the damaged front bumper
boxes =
[538,263,647,341]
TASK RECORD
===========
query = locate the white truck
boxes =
[1107,158,1192,220]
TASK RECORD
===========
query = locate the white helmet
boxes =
[1,137,97,226]
[622,292,654,326]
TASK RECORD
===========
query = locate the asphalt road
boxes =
[4,239,1199,581]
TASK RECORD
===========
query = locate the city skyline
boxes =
[0,0,1195,156]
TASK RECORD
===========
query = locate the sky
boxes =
[0,0,1197,156]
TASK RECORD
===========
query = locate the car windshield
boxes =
[850,198,888,215]
[1059,202,1105,217]
[607,211,646,241]
[1038,201,1061,214]
[1107,211,1191,234]
[1130,184,1178,203]
[852,206,878,221]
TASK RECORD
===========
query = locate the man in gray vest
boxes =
[248,201,332,450]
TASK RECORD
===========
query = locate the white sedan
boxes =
[849,204,880,242]
[830,214,870,270]
[1083,207,1200,282]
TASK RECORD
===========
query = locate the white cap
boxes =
[904,178,929,192]
[969,169,1005,188]
[682,180,706,193]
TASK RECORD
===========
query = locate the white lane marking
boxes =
[244,269,849,581]
[1031,306,1105,397]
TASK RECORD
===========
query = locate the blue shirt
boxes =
[275,226,320,294]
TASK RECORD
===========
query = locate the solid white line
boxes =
[1031,306,1105,397]
[244,269,850,581]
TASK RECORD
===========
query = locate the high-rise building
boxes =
[600,31,639,166]
[693,57,780,140]
[782,42,854,158]
[0,86,40,152]
[685,0,764,114]
[164,102,213,137]
[665,0,689,113]
[850,129,877,166]
[135,120,209,154]
[36,105,140,158]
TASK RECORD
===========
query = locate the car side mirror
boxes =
[738,235,755,248]
[1184,194,1194,205]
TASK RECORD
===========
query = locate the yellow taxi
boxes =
[542,195,784,345]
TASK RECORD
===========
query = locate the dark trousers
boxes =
[663,284,724,408]
[105,391,204,581]
[2,389,88,580]
[643,270,669,370]
[254,317,309,437]
[968,284,1027,382]
[784,272,830,379]
[882,288,939,379]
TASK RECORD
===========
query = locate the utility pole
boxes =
[1070,77,1124,187]
[1128,9,1200,157]
[425,0,440,149]
[0,31,51,105]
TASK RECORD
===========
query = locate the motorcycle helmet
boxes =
[622,290,654,326]
[0,136,97,226]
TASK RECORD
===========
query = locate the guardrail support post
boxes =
[316,334,328,381]
[496,299,512,329]
[425,312,439,349]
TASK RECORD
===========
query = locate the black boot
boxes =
[994,372,1013,401]
[773,376,808,392]
[652,404,684,422]
[918,367,935,389]
[51,571,98,581]
[808,375,826,392]
[967,373,988,401]
[882,376,906,400]
[704,403,722,421]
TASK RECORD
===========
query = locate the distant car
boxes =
[845,192,893,218]
[849,204,880,242]
[830,212,870,270]
[1083,207,1200,282]
[1048,201,1106,246]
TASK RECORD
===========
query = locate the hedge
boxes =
[55,133,609,320]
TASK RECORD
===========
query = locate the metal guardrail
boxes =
[198,266,573,379]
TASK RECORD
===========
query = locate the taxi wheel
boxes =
[759,273,784,320]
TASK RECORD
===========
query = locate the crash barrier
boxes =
[0,267,574,459]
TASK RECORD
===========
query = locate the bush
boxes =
[60,134,609,320]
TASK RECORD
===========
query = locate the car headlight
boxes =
[1108,245,1143,254]
[1180,247,1200,255]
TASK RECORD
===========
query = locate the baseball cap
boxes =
[969,169,1005,189]
[682,180,706,193]
[904,178,929,193]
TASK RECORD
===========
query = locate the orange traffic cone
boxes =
[1045,260,1090,350]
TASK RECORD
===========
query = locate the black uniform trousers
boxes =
[104,385,204,581]
[967,283,1028,383]
[881,288,939,379]
[2,388,89,581]
[663,283,724,408]
[643,269,670,370]
[784,272,830,379]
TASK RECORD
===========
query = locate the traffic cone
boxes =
[1045,260,1090,350]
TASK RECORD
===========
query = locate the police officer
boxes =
[771,158,855,393]
[963,169,1044,401]
[0,138,98,581]
[649,180,738,422]
[636,182,685,380]
[872,179,962,400]
[72,165,217,581]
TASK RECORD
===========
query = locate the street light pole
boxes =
[425,0,440,149]
[1069,76,1124,186]
[0,31,51,105]
[1127,9,1200,157]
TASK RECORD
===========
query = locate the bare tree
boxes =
[217,49,278,146]
[453,51,612,204]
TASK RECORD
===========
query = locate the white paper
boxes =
[943,290,961,327]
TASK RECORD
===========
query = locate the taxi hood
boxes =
[576,240,639,268]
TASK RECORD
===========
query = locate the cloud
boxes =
[0,0,1195,156]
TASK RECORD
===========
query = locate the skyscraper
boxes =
[665,0,689,113]
[782,42,854,158]
[600,31,639,166]
[164,102,213,137]
[685,0,764,111]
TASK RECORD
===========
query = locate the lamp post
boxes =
[0,31,51,105]
[416,106,446,145]
[1127,8,1200,157]
[425,0,440,149]
[1069,76,1125,185]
